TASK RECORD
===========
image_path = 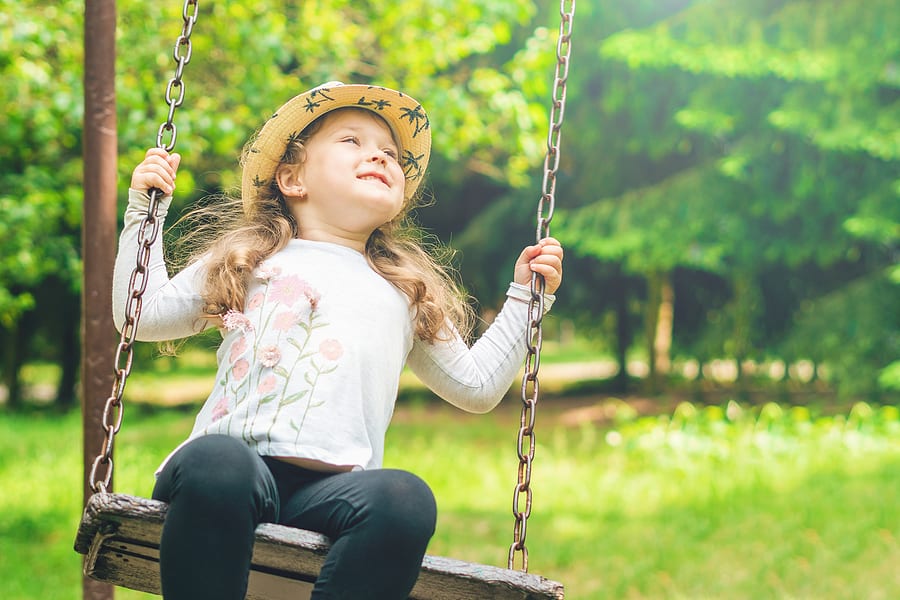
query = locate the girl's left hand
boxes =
[513,237,564,295]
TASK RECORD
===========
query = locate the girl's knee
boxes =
[162,435,268,510]
[368,470,436,542]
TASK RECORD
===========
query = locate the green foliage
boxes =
[784,272,900,397]
[0,3,83,327]
[880,361,900,391]
[556,0,899,392]
[113,0,549,201]
[1,0,565,406]
[2,0,897,404]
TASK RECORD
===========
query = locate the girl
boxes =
[119,82,563,600]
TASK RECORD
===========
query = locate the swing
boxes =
[75,2,574,598]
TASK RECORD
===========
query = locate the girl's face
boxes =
[284,109,406,251]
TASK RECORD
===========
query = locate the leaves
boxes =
[552,0,898,392]
[280,390,309,407]
[0,1,83,327]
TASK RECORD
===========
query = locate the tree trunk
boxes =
[731,272,759,401]
[612,269,631,393]
[654,272,674,377]
[644,272,661,392]
[2,322,26,409]
[56,309,80,410]
[644,271,674,393]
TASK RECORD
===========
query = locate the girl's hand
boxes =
[513,237,564,295]
[130,148,181,196]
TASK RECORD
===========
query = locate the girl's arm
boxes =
[407,238,563,413]
[112,149,209,341]
[407,284,554,413]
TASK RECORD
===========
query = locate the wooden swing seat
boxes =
[75,492,565,599]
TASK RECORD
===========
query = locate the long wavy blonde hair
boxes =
[174,108,474,342]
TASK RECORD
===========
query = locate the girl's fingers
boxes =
[513,238,564,293]
[530,239,563,294]
[131,150,180,194]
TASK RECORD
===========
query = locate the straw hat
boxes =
[241,82,431,208]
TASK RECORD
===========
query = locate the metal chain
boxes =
[89,0,199,494]
[508,0,574,572]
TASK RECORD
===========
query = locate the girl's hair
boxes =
[173,108,474,342]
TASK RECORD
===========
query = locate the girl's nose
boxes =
[368,149,388,163]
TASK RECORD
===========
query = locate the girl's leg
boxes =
[269,461,437,600]
[152,435,279,600]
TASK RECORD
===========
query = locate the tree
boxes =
[456,0,699,391]
[1,0,565,408]
[0,1,83,406]
[560,0,899,396]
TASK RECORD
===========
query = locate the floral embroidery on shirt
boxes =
[257,374,277,395]
[247,292,265,311]
[319,338,344,361]
[290,338,344,443]
[229,336,249,364]
[222,309,253,333]
[270,274,317,306]
[273,310,298,331]
[257,264,282,281]
[205,263,343,445]
[232,358,250,381]
[211,396,231,421]
[259,345,282,368]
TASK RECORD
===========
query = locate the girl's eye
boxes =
[383,148,398,159]
[342,136,360,145]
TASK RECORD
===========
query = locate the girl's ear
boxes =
[275,163,306,199]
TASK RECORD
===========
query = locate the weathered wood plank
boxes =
[76,493,565,599]
[87,542,315,600]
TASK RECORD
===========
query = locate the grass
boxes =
[4,380,900,598]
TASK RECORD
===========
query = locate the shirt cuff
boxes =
[127,188,173,215]
[506,282,556,314]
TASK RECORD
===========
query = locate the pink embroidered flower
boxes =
[257,374,277,395]
[305,289,321,311]
[229,336,248,364]
[259,345,282,368]
[319,339,344,361]
[257,264,283,281]
[222,309,253,333]
[273,311,298,331]
[232,358,250,381]
[247,292,265,311]
[211,397,230,422]
[270,275,313,305]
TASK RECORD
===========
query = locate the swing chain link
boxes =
[89,0,199,495]
[158,0,199,152]
[508,0,574,573]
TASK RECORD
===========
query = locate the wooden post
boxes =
[82,0,117,598]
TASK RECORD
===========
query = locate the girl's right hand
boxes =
[130,148,181,196]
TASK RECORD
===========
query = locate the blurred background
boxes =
[1,1,898,598]
[2,0,897,405]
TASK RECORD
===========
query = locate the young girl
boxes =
[118,82,563,600]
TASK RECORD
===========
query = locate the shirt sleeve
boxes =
[406,283,555,413]
[112,189,209,341]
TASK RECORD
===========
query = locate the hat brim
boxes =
[241,82,431,207]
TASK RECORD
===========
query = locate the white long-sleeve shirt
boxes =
[114,190,554,471]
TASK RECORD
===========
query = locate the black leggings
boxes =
[151,434,437,599]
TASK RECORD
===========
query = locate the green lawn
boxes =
[3,395,900,599]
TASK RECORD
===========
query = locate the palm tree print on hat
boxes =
[401,150,425,181]
[399,105,429,138]
[303,85,338,113]
[356,96,392,111]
